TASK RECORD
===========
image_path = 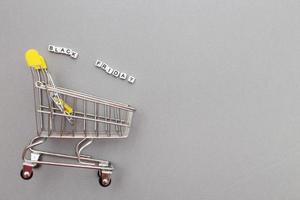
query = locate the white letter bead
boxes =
[128,76,136,84]
[95,60,102,68]
[101,63,108,70]
[112,70,120,77]
[70,51,78,59]
[119,72,127,80]
[60,47,66,54]
[48,45,55,52]
[65,48,72,55]
[54,46,62,53]
[106,66,113,74]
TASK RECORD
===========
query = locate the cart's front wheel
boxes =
[20,169,33,180]
[98,171,111,187]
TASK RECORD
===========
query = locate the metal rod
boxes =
[83,100,87,137]
[35,83,135,111]
[37,109,130,127]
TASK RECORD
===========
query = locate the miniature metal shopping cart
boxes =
[20,49,135,187]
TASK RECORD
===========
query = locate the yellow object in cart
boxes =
[52,95,74,115]
[61,99,73,114]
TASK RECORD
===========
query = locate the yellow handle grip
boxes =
[39,55,48,69]
[25,49,48,70]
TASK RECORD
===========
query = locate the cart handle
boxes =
[25,49,48,70]
[39,54,48,69]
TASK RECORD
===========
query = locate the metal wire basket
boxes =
[20,49,135,187]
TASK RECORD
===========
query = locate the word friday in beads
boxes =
[95,59,136,84]
[48,44,79,59]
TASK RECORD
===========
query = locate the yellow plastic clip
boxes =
[25,49,43,70]
[39,55,48,69]
[54,97,73,115]
[62,101,73,115]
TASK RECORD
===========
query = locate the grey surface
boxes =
[0,0,299,199]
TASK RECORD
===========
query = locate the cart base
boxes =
[21,137,114,187]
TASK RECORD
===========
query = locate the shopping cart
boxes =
[20,49,135,187]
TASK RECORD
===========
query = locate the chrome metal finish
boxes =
[21,64,135,186]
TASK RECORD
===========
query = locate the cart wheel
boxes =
[99,177,111,187]
[98,171,111,187]
[20,169,33,180]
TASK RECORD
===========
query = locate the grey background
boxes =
[0,0,299,199]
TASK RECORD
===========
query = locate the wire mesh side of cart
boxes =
[30,68,135,138]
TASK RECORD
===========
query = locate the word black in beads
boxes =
[48,44,78,59]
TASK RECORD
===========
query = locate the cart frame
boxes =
[21,49,135,187]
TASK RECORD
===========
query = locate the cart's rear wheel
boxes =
[98,171,111,187]
[20,169,33,180]
[99,176,111,187]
